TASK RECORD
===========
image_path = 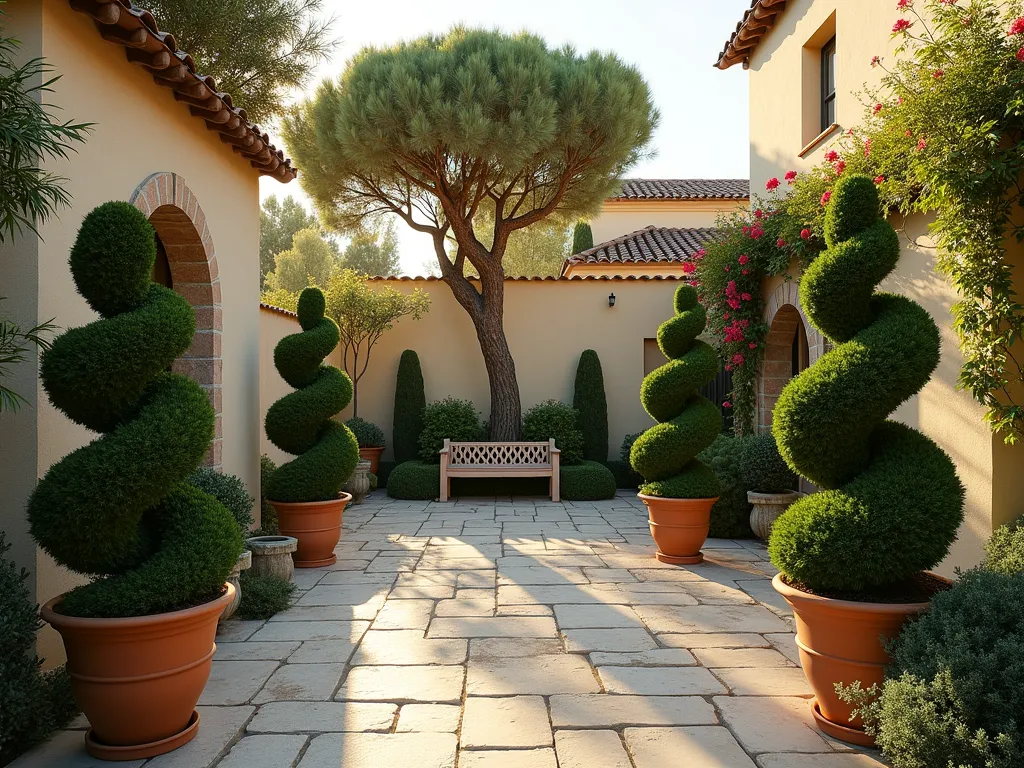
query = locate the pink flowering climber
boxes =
[785,170,797,183]
[1010,17,1024,35]
[864,139,872,157]
[917,137,927,151]
[800,228,811,240]
[732,353,745,366]
[892,18,912,33]
[741,293,752,301]
[1018,47,1024,62]
[750,225,764,240]
[738,254,749,265]
[682,262,696,274]
[874,175,885,184]
[722,401,732,408]
[835,160,847,175]
[765,177,780,191]
[897,0,912,8]
[871,55,882,66]
[933,69,944,78]
[873,103,883,115]
[825,150,839,162]
[821,191,832,207]
[777,238,786,248]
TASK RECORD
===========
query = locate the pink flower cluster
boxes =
[821,190,832,207]
[1010,17,1024,35]
[892,18,912,33]
[765,177,780,191]
[785,170,797,184]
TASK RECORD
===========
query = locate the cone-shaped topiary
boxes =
[631,284,721,498]
[769,175,965,592]
[393,349,425,464]
[573,349,609,462]
[571,221,594,254]
[265,286,360,502]
[27,202,242,619]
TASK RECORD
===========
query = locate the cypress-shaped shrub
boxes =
[256,454,279,535]
[393,349,425,464]
[630,284,722,499]
[522,399,584,465]
[26,202,242,619]
[571,221,594,254]
[265,286,360,502]
[768,175,965,592]
[573,349,609,461]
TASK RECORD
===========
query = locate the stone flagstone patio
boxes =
[19,491,888,768]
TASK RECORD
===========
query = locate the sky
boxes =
[258,0,753,276]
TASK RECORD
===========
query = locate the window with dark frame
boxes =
[821,36,837,131]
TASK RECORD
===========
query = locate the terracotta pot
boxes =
[358,446,384,474]
[638,493,718,564]
[247,535,298,581]
[40,584,233,760]
[220,550,251,623]
[747,490,802,540]
[772,573,934,746]
[345,460,372,505]
[270,494,350,568]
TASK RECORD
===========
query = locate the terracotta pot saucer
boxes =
[86,710,200,760]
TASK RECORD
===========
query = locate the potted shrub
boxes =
[741,432,799,540]
[769,175,965,746]
[345,416,386,473]
[265,287,360,567]
[631,284,722,563]
[27,203,243,759]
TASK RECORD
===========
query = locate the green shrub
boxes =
[376,460,396,487]
[187,467,255,534]
[561,460,616,500]
[854,569,1024,768]
[0,534,78,765]
[607,460,642,490]
[699,434,754,539]
[345,416,385,448]
[393,349,425,464]
[769,176,964,592]
[571,221,593,254]
[621,432,643,466]
[418,398,481,462]
[573,349,609,461]
[741,432,797,494]
[984,521,1024,575]
[387,460,440,500]
[237,569,295,620]
[253,455,279,536]
[26,202,242,618]
[265,287,360,502]
[522,399,584,465]
[368,472,378,490]
[631,285,721,499]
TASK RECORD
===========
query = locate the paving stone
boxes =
[562,628,657,653]
[389,586,456,599]
[199,660,278,705]
[467,655,600,695]
[582,568,637,583]
[217,734,308,768]
[419,557,496,570]
[7,730,145,767]
[250,620,369,643]
[371,599,434,629]
[288,639,360,664]
[296,585,390,607]
[457,571,497,588]
[216,619,265,642]
[714,696,832,753]
[714,667,813,696]
[497,566,588,585]
[737,578,792,614]
[496,603,554,617]
[396,704,462,733]
[351,630,467,666]
[633,605,790,634]
[549,694,717,727]
[694,647,794,668]
[589,649,696,667]
[657,633,770,649]
[146,706,253,768]
[469,637,564,659]
[554,730,631,768]
[461,696,553,748]
[427,617,556,638]
[247,701,397,733]
[458,748,557,768]
[270,605,380,622]
[297,732,457,768]
[765,632,801,664]
[624,726,756,768]
[553,604,644,629]
[435,596,495,617]
[498,585,625,605]
[254,662,345,703]
[337,665,465,703]
[214,641,300,661]
[756,754,887,767]
[596,666,727,695]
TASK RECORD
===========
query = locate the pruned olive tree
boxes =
[283,27,657,439]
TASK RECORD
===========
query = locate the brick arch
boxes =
[130,172,222,468]
[757,280,825,432]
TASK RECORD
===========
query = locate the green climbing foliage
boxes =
[393,349,426,464]
[27,202,242,619]
[769,175,964,592]
[573,349,609,462]
[265,286,360,502]
[631,284,721,499]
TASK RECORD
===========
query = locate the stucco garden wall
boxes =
[589,200,746,246]
[0,0,266,665]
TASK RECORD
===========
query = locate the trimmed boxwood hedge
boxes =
[561,461,616,500]
[345,416,386,449]
[700,434,754,539]
[187,467,255,534]
[387,460,440,500]
[393,349,425,464]
[740,432,796,494]
[522,399,585,465]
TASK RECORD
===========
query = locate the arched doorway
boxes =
[130,172,222,468]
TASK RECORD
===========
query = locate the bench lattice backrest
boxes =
[449,441,551,467]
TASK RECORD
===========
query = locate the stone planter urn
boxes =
[748,491,802,540]
[220,550,251,623]
[345,460,372,505]
[247,535,298,582]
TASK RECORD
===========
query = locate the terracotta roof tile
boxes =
[562,226,715,275]
[609,178,749,201]
[260,302,298,317]
[68,0,296,181]
[715,0,788,70]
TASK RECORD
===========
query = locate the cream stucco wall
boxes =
[589,200,746,246]
[0,0,271,665]
[744,0,1024,574]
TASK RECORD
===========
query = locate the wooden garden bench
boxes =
[438,439,560,502]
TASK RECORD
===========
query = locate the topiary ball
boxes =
[345,416,386,449]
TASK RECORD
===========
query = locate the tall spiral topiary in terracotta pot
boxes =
[631,284,722,563]
[768,174,965,746]
[265,286,359,567]
[28,202,243,760]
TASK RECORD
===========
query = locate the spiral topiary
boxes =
[265,286,359,502]
[27,202,242,619]
[769,175,965,592]
[630,284,721,498]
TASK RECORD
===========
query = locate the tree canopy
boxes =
[264,227,341,293]
[146,0,336,124]
[260,195,321,288]
[341,219,401,277]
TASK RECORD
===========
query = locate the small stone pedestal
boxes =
[345,460,372,505]
[247,535,299,582]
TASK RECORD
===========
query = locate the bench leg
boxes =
[551,471,560,503]
[440,476,448,503]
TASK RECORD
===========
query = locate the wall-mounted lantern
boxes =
[608,292,616,308]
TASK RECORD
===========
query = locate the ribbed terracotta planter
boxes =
[41,584,233,760]
[271,493,350,568]
[639,494,718,564]
[772,573,934,746]
[358,447,384,475]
